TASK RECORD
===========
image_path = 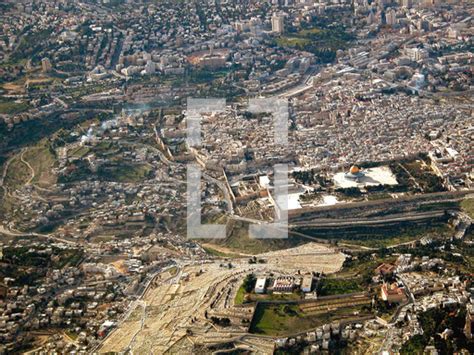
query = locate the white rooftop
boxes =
[333,166,398,189]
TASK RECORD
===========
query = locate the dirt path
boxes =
[20,148,35,185]
[201,243,253,257]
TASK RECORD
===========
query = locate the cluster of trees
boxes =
[11,28,53,63]
[390,160,446,194]
[210,316,231,327]
[3,246,83,269]
[1,246,83,286]
[372,296,398,315]
[292,170,330,187]
[401,306,474,354]
[1,110,104,154]
[58,159,93,183]
[248,256,266,264]
[366,183,409,194]
[241,111,269,120]
[316,278,363,296]
[275,17,355,63]
[335,187,362,197]
[242,273,257,293]
[0,263,46,286]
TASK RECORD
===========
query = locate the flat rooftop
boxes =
[333,166,398,189]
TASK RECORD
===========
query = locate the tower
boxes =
[41,58,52,72]
[271,13,284,34]
[386,8,397,26]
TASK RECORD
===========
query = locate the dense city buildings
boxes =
[0,0,472,353]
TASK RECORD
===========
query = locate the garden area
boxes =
[250,301,371,336]
[316,278,364,297]
[275,25,354,62]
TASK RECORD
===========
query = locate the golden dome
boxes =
[349,165,360,174]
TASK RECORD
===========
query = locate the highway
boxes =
[231,210,448,229]
[276,66,319,99]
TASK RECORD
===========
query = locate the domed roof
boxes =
[349,165,360,174]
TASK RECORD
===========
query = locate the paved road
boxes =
[231,210,447,229]
[0,225,78,246]
[277,66,319,99]
[379,275,416,353]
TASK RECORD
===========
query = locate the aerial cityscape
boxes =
[0,0,472,354]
